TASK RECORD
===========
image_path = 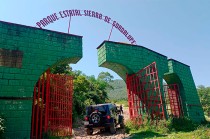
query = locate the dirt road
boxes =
[72,106,131,139]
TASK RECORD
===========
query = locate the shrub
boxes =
[125,119,141,133]
[0,115,5,137]
[125,117,169,134]
[166,117,197,132]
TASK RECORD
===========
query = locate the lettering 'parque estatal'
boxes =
[36,9,136,44]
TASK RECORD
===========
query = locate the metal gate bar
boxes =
[163,84,183,118]
[126,62,165,124]
[31,71,73,138]
[44,70,50,132]
[46,74,73,136]
[31,74,46,139]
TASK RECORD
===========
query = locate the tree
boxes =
[72,72,114,115]
[51,64,72,74]
[50,65,114,117]
[98,72,114,83]
[197,85,210,116]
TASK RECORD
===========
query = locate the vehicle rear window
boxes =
[86,105,108,115]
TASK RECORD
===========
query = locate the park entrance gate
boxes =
[0,21,204,138]
[126,62,183,124]
[31,70,73,139]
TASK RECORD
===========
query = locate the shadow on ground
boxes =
[130,131,167,139]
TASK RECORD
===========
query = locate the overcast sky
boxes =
[0,0,209,86]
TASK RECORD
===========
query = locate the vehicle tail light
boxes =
[106,115,111,119]
[84,116,88,121]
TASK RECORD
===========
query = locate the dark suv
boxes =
[84,103,124,135]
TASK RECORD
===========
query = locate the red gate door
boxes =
[31,71,73,139]
[126,62,165,124]
[163,84,183,118]
[45,74,73,136]
[31,73,47,139]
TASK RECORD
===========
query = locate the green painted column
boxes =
[164,59,205,122]
[0,21,82,138]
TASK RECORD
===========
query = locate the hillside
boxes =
[107,79,127,100]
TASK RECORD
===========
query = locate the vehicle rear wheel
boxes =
[90,112,101,124]
[86,128,93,135]
[109,123,116,134]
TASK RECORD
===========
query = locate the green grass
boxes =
[130,126,210,139]
[126,117,210,139]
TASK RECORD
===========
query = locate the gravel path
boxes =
[72,106,131,139]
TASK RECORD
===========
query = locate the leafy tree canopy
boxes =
[98,72,114,83]
[51,64,72,74]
